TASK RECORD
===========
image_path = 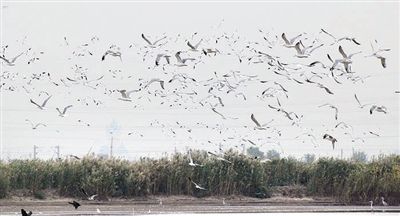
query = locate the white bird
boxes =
[330,46,361,73]
[207,151,232,164]
[323,134,337,150]
[354,94,373,108]
[365,42,390,68]
[117,89,140,101]
[381,197,388,206]
[250,114,273,130]
[175,51,195,66]
[188,177,207,190]
[141,33,167,48]
[188,151,203,167]
[187,39,203,51]
[318,103,339,120]
[144,78,165,90]
[25,119,47,130]
[0,52,25,66]
[370,105,387,115]
[320,28,361,45]
[96,208,101,213]
[30,95,52,110]
[81,188,98,200]
[294,41,324,58]
[56,105,73,117]
[369,200,373,212]
[101,50,122,61]
[281,33,303,48]
[155,54,171,66]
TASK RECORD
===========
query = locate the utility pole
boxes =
[55,145,60,159]
[340,149,343,160]
[33,145,38,160]
[242,144,246,155]
[109,135,113,159]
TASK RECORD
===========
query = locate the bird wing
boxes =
[338,46,347,58]
[294,42,303,55]
[141,33,153,45]
[21,209,28,216]
[62,105,73,114]
[153,36,167,45]
[41,95,52,107]
[30,99,42,109]
[369,105,377,114]
[380,57,386,68]
[187,41,196,50]
[175,52,182,63]
[327,54,334,63]
[352,38,361,45]
[81,188,89,197]
[250,114,261,127]
[281,33,290,45]
[354,94,362,107]
[320,28,336,40]
[290,34,303,44]
[194,39,203,49]
[318,84,334,95]
[0,55,11,64]
[155,54,163,65]
[10,52,25,63]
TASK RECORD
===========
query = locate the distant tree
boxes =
[266,149,280,160]
[351,151,368,163]
[247,146,265,159]
[303,153,316,163]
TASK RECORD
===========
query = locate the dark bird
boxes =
[21,209,32,216]
[68,200,81,209]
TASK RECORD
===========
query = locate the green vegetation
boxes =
[0,150,398,205]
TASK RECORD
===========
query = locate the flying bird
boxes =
[187,39,203,51]
[30,95,52,110]
[25,119,47,130]
[56,105,73,117]
[207,151,232,164]
[318,103,339,120]
[101,50,122,61]
[281,33,303,48]
[323,134,337,150]
[188,151,203,167]
[0,52,25,66]
[21,209,32,216]
[370,105,387,114]
[68,200,81,209]
[81,188,98,201]
[365,42,390,68]
[175,51,195,65]
[141,33,167,47]
[250,113,273,130]
[330,46,361,73]
[188,177,207,190]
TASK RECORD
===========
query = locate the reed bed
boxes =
[0,151,398,204]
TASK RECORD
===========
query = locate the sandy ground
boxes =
[1,196,400,215]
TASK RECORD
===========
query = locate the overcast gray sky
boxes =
[1,0,399,160]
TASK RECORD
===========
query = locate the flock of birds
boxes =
[2,26,396,160]
[2,26,397,214]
